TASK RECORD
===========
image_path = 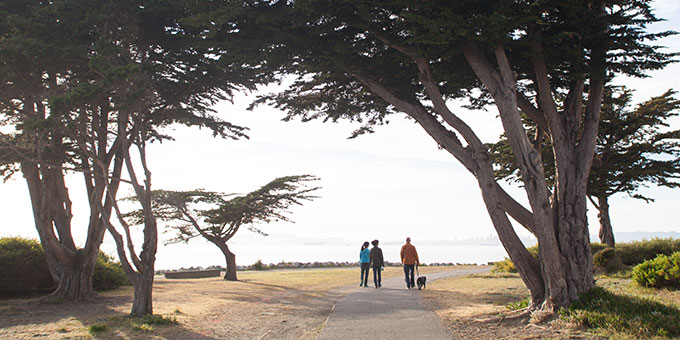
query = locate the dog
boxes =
[416,275,427,290]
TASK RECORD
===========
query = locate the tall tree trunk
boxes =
[22,162,102,301]
[130,268,154,317]
[47,250,98,301]
[217,242,238,281]
[549,175,594,305]
[596,196,615,248]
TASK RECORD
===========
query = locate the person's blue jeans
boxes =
[372,266,382,287]
[360,263,370,286]
[403,264,415,288]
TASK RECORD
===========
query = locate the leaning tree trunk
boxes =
[216,242,238,281]
[596,196,615,248]
[475,157,546,306]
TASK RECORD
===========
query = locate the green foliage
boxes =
[593,248,627,274]
[0,237,129,295]
[617,238,680,266]
[493,240,679,274]
[88,323,108,334]
[492,258,517,273]
[138,175,320,245]
[0,237,55,295]
[250,259,268,271]
[632,252,680,289]
[88,324,108,334]
[93,251,130,291]
[506,297,529,310]
[129,314,177,332]
[561,287,680,337]
[492,245,538,273]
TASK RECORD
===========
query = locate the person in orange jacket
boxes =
[400,237,420,289]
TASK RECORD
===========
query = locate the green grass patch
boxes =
[142,314,177,325]
[128,314,177,329]
[560,287,680,338]
[506,297,529,310]
[88,323,108,334]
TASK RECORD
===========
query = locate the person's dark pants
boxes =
[372,266,382,287]
[404,264,415,288]
[360,262,370,286]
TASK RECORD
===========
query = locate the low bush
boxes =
[593,248,626,273]
[250,259,269,271]
[492,245,539,273]
[617,238,680,266]
[0,237,55,295]
[632,252,680,289]
[493,239,680,274]
[560,286,680,338]
[93,251,130,291]
[1,237,129,296]
[492,258,516,273]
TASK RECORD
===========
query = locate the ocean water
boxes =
[142,242,509,271]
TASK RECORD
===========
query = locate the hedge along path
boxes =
[317,267,490,340]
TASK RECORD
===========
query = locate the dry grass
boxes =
[422,273,596,340]
[0,266,454,340]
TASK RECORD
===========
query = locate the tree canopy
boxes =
[126,175,321,280]
[201,0,677,310]
[489,87,680,247]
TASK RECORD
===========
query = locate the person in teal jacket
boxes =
[359,241,370,287]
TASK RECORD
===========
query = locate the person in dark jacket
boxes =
[359,241,370,287]
[369,239,384,288]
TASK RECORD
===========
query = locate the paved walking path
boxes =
[317,267,491,340]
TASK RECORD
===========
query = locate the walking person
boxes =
[400,237,420,289]
[359,241,370,287]
[369,240,384,288]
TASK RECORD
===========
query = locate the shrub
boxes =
[250,259,268,271]
[617,238,680,266]
[492,245,538,273]
[590,243,608,256]
[492,240,680,275]
[0,237,55,295]
[593,248,626,273]
[492,258,516,273]
[93,251,130,291]
[0,237,129,296]
[561,287,680,337]
[632,252,680,289]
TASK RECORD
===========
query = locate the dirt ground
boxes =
[0,267,593,340]
[422,272,598,340]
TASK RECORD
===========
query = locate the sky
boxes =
[1,1,679,269]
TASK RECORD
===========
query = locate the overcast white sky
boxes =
[1,1,678,266]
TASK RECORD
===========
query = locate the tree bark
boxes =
[47,250,98,301]
[217,242,238,281]
[130,268,154,317]
[596,196,615,248]
[22,162,101,301]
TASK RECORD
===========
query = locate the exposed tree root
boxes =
[476,308,532,324]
